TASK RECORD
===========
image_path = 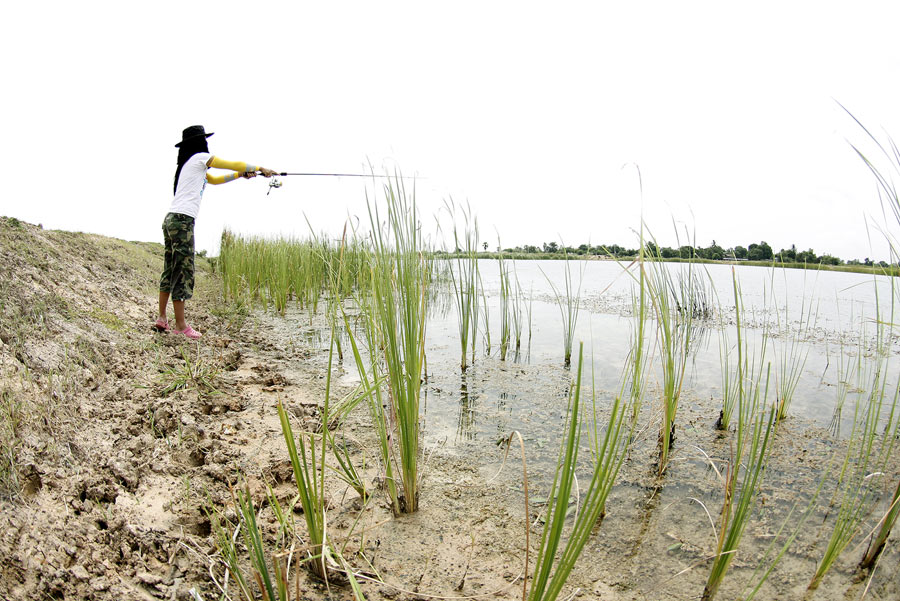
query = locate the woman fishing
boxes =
[156,125,276,339]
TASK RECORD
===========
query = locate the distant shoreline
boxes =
[433,251,900,277]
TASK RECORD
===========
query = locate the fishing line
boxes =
[262,171,422,195]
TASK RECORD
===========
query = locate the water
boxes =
[416,260,897,448]
[320,258,899,597]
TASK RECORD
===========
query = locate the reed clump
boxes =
[443,200,480,371]
[644,238,701,475]
[702,269,778,601]
[527,343,632,601]
[218,229,371,315]
[542,247,583,367]
[340,176,430,514]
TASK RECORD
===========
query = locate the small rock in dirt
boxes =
[137,571,162,585]
[71,564,91,580]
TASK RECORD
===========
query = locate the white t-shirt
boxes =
[169,152,211,219]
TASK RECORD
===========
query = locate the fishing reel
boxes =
[267,178,283,195]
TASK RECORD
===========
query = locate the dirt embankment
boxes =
[4,217,898,601]
[0,217,527,601]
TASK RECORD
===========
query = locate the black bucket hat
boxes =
[175,125,214,147]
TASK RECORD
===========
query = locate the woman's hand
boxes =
[259,167,277,177]
[241,171,257,179]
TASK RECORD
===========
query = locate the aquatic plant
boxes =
[479,269,492,355]
[340,177,429,514]
[716,328,739,431]
[278,398,329,578]
[808,342,897,590]
[702,272,777,601]
[844,107,900,571]
[443,200,480,371]
[542,247,583,367]
[527,343,631,601]
[644,238,698,475]
[770,268,818,421]
[497,248,526,361]
[498,248,512,361]
[218,228,372,316]
[627,231,651,426]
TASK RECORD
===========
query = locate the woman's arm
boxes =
[207,156,276,176]
[206,171,252,185]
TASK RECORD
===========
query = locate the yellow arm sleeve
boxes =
[206,172,242,185]
[208,156,259,172]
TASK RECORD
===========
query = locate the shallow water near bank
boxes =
[290,259,900,599]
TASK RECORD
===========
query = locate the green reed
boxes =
[207,335,338,596]
[645,239,698,475]
[341,177,429,514]
[498,247,522,361]
[628,232,651,426]
[527,343,632,601]
[479,269,492,355]
[845,108,900,571]
[808,328,897,590]
[770,268,818,421]
[543,248,583,367]
[218,229,371,316]
[443,200,480,371]
[499,251,511,361]
[702,270,777,601]
[717,327,739,431]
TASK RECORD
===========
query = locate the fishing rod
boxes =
[275,172,419,178]
[261,171,421,194]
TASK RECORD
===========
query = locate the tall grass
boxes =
[701,270,777,601]
[527,343,632,601]
[627,234,650,426]
[499,249,512,361]
[443,200,480,371]
[543,248,583,367]
[498,249,526,361]
[644,239,699,475]
[808,315,899,590]
[844,107,900,570]
[770,268,818,421]
[341,177,429,514]
[218,229,371,316]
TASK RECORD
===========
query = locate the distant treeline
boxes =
[435,240,892,269]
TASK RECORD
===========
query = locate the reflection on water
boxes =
[456,372,477,441]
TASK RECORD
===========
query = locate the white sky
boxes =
[3,1,900,261]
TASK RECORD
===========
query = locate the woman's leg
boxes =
[173,300,187,330]
[159,291,170,320]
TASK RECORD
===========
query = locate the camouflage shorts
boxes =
[159,212,195,301]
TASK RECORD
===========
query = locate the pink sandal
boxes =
[153,318,170,332]
[173,325,202,340]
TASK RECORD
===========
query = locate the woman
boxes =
[156,125,276,339]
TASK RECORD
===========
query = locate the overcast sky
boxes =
[3,1,900,261]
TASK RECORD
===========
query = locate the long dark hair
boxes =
[173,137,210,195]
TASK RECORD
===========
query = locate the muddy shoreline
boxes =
[1,219,898,600]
